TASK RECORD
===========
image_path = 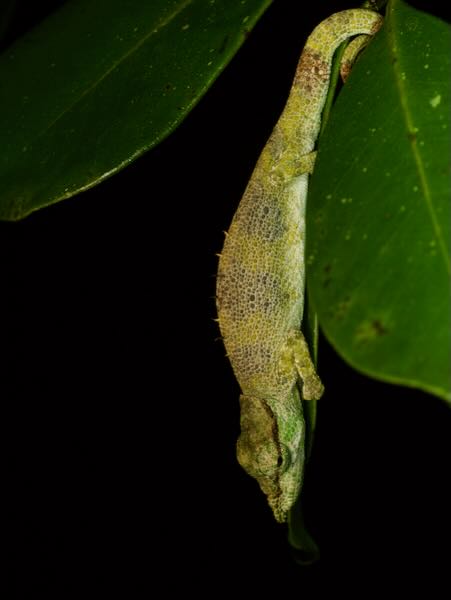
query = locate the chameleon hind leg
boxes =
[288,330,324,401]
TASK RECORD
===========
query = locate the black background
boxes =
[5,1,451,597]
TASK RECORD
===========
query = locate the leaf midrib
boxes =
[31,0,193,148]
[388,0,450,274]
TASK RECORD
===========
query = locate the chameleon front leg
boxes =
[288,330,324,401]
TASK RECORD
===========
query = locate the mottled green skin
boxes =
[216,10,382,522]
[340,34,372,82]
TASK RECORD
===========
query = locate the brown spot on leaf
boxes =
[355,317,391,343]
[371,319,388,336]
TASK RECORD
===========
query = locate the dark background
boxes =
[5,0,451,597]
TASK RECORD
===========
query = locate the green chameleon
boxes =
[216,9,383,522]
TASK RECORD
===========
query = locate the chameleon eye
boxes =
[278,444,292,474]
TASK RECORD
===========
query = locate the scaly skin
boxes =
[216,10,383,522]
[340,34,373,82]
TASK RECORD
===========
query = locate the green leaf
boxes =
[0,0,271,220]
[308,0,451,403]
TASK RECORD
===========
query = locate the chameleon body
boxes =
[216,10,382,522]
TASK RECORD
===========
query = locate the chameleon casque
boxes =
[216,9,383,522]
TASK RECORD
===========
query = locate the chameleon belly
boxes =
[216,9,383,522]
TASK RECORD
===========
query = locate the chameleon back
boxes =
[216,157,308,399]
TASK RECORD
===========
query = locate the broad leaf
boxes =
[0,0,271,220]
[308,0,450,402]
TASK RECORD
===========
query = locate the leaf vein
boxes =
[31,0,194,146]
[388,4,450,274]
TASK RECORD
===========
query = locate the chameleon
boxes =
[216,9,383,522]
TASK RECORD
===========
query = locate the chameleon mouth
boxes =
[269,498,288,523]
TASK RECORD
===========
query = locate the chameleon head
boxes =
[236,392,305,522]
